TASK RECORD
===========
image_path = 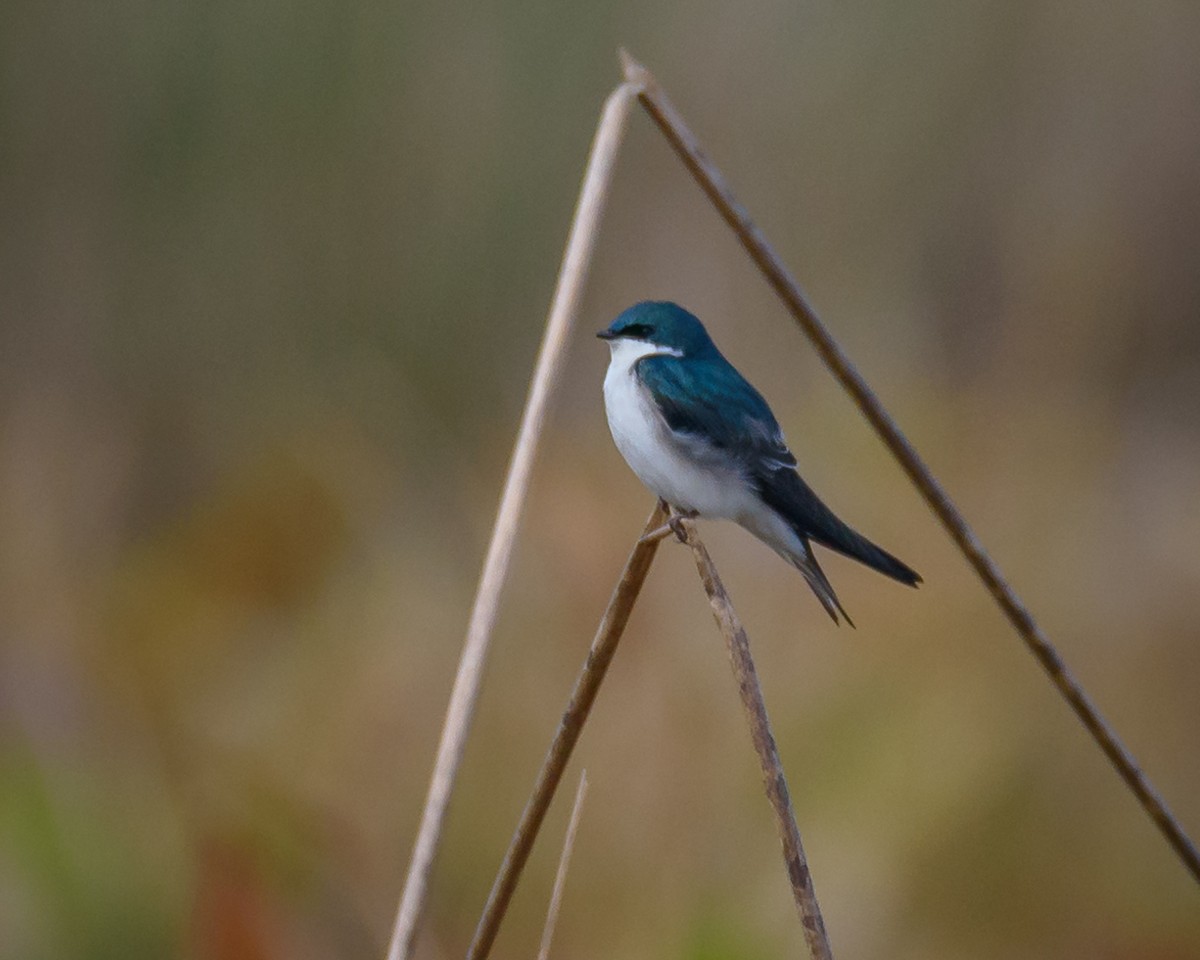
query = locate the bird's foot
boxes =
[639,504,698,545]
[668,511,696,542]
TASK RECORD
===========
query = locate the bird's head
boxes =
[597,301,717,359]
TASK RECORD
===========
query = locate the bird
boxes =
[598,300,920,626]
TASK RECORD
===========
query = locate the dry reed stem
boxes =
[385,81,641,960]
[467,503,668,960]
[619,49,1200,884]
[680,522,834,960]
[536,770,590,960]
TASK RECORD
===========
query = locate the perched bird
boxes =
[598,300,920,625]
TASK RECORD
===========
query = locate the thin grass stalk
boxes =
[385,81,641,960]
[536,770,590,960]
[680,523,834,960]
[467,502,668,960]
[619,49,1200,884]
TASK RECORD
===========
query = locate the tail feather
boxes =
[792,545,855,628]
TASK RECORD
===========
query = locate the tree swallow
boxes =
[598,301,920,626]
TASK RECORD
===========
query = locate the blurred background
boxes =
[2,1,1199,958]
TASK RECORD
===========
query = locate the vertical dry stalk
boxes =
[620,50,1200,884]
[385,81,641,960]
[681,524,834,960]
[467,502,667,960]
[536,771,590,960]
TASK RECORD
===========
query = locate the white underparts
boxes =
[603,339,763,526]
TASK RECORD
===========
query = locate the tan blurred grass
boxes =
[2,2,1200,958]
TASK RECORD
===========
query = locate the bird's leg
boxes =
[667,508,697,542]
[640,501,698,544]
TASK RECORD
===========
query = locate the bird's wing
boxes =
[635,355,796,468]
[757,466,922,585]
[638,355,921,588]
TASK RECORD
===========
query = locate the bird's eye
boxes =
[622,323,653,339]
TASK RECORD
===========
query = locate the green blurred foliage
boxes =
[2,0,1199,957]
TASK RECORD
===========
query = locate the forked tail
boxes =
[792,546,855,628]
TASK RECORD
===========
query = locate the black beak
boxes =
[596,330,616,341]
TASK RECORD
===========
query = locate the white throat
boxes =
[605,337,682,374]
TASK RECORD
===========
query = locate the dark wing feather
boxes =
[636,354,794,467]
[638,354,921,588]
[755,466,921,586]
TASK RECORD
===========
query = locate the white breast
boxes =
[602,339,755,519]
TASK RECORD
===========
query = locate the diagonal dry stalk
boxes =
[385,81,641,960]
[536,770,590,960]
[680,523,834,960]
[467,503,668,960]
[619,49,1200,885]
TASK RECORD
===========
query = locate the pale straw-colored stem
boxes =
[681,523,834,960]
[385,81,641,960]
[536,771,590,960]
[467,503,667,960]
